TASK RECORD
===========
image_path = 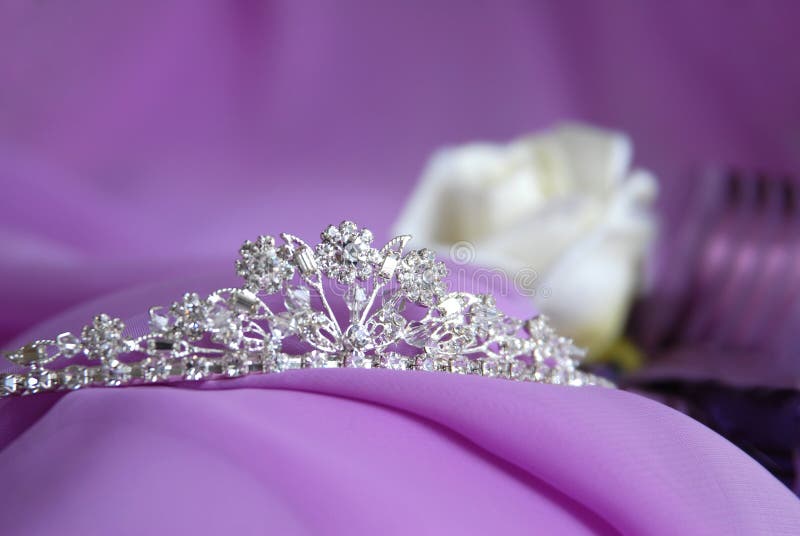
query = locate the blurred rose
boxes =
[393,123,657,357]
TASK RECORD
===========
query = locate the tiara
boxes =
[1,221,612,396]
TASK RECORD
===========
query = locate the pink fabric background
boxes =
[2,1,800,534]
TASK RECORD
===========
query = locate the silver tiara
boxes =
[1,221,612,396]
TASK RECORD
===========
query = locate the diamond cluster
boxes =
[1,222,612,397]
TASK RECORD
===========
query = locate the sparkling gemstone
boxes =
[380,352,409,370]
[1,374,21,395]
[343,239,365,263]
[417,355,448,372]
[294,247,318,274]
[345,350,372,368]
[224,357,247,377]
[273,353,303,371]
[231,289,259,313]
[184,358,210,380]
[452,356,477,374]
[270,315,293,339]
[403,321,431,347]
[379,254,399,278]
[510,359,532,380]
[482,360,508,378]
[56,332,81,358]
[322,225,341,242]
[14,344,45,365]
[149,307,171,332]
[438,297,462,317]
[339,221,358,241]
[143,360,173,382]
[62,366,91,389]
[82,314,126,360]
[304,350,330,368]
[104,363,132,386]
[26,370,55,393]
[148,338,175,355]
[345,323,371,349]
[285,286,311,311]
[344,286,368,312]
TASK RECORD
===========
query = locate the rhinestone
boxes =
[62,366,92,389]
[438,297,462,317]
[304,350,332,368]
[184,358,210,380]
[339,221,358,240]
[417,355,449,372]
[510,360,532,380]
[378,254,399,278]
[273,353,303,371]
[294,247,318,274]
[13,344,45,365]
[148,338,175,354]
[143,360,172,382]
[482,360,509,378]
[344,286,368,312]
[224,356,247,377]
[104,363,132,386]
[25,370,55,393]
[56,333,81,357]
[149,307,171,332]
[232,289,259,312]
[285,286,311,312]
[345,350,372,368]
[344,323,371,349]
[343,239,365,263]
[403,321,431,347]
[380,352,409,370]
[1,374,21,395]
[452,356,478,374]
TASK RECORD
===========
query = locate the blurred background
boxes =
[1,1,799,492]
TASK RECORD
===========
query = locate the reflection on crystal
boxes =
[452,356,477,374]
[380,352,410,370]
[403,321,431,347]
[285,286,311,311]
[56,332,81,358]
[149,307,171,332]
[438,297,461,317]
[510,359,531,380]
[62,365,91,389]
[344,286,368,313]
[274,353,303,371]
[482,360,508,378]
[345,350,372,368]
[417,355,448,372]
[2,374,20,395]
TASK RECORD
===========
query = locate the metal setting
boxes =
[1,221,612,397]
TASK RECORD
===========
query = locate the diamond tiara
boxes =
[1,221,612,396]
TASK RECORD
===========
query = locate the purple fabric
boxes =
[3,1,800,534]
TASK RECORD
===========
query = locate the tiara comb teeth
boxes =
[1,221,612,396]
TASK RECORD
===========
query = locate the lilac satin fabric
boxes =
[3,1,800,534]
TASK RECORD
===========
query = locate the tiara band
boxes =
[1,221,612,397]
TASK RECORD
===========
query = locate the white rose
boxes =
[392,123,657,357]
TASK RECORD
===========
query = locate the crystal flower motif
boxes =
[169,293,212,340]
[2,221,612,397]
[236,235,295,293]
[315,221,381,284]
[396,248,448,306]
[80,314,126,361]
